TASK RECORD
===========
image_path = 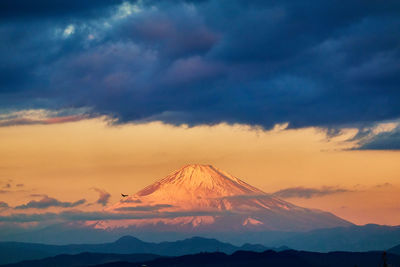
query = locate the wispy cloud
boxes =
[219,194,273,200]
[115,204,174,212]
[15,195,86,209]
[92,188,111,206]
[0,201,9,209]
[121,199,142,204]
[0,210,231,223]
[374,182,393,188]
[0,109,91,127]
[355,125,400,150]
[272,186,351,199]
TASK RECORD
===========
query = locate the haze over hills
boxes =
[96,164,351,231]
[3,224,400,253]
[4,236,400,267]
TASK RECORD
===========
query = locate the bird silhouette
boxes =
[121,193,128,197]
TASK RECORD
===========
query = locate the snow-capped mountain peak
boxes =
[104,164,352,231]
[136,164,264,199]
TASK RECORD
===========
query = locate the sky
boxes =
[0,0,400,231]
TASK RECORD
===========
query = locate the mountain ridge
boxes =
[0,235,274,265]
[8,250,400,267]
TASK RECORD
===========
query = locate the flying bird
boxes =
[121,193,128,197]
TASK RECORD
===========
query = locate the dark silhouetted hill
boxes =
[0,236,270,265]
[389,243,400,255]
[94,250,400,267]
[1,252,160,267]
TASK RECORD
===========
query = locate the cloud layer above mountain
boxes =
[273,186,351,199]
[1,0,399,135]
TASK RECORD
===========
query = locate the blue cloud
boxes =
[1,0,400,133]
[357,126,400,150]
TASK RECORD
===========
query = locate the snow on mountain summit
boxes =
[136,164,264,198]
[110,164,290,213]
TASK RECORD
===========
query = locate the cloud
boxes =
[92,188,111,206]
[374,183,394,188]
[3,183,11,189]
[273,186,351,199]
[15,195,86,209]
[0,109,90,127]
[121,199,142,203]
[0,209,230,223]
[115,204,174,212]
[0,201,9,209]
[356,126,400,150]
[0,0,128,19]
[219,194,273,200]
[16,184,24,187]
[0,0,400,134]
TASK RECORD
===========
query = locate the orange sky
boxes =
[0,118,399,225]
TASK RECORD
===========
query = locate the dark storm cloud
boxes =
[1,0,400,135]
[0,201,9,209]
[93,188,111,206]
[15,195,86,209]
[0,0,128,19]
[273,186,351,199]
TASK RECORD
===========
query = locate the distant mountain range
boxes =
[0,236,284,265]
[2,224,400,254]
[1,253,160,267]
[267,224,400,252]
[389,243,400,255]
[4,250,400,267]
[2,232,400,266]
[94,250,400,267]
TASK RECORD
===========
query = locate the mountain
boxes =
[100,164,351,231]
[5,250,400,267]
[0,236,271,265]
[270,224,400,252]
[1,253,161,267]
[3,224,400,254]
[4,249,400,267]
[93,250,400,267]
[389,243,400,255]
